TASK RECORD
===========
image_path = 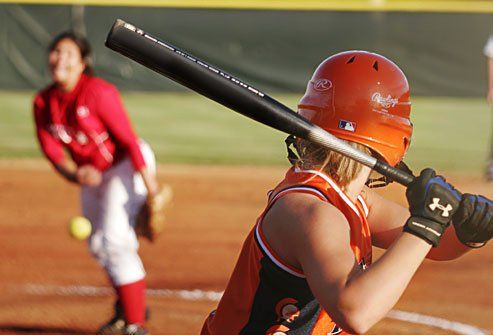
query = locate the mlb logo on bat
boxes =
[338,120,356,132]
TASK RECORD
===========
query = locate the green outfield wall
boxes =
[1,3,492,96]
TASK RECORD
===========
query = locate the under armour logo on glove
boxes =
[404,168,461,247]
[428,198,453,217]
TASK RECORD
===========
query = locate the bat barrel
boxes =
[105,19,314,139]
[105,19,415,187]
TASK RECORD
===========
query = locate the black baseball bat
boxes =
[105,19,414,186]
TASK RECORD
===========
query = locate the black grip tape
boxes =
[105,19,314,140]
[374,160,415,186]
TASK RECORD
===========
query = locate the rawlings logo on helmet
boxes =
[371,92,399,109]
[313,79,332,91]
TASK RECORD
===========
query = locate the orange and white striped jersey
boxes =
[201,167,373,335]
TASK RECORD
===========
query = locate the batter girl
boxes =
[33,32,156,335]
[201,51,493,335]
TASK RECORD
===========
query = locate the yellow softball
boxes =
[68,216,92,241]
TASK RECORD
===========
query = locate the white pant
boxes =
[81,141,156,286]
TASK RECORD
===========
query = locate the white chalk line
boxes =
[387,310,489,335]
[16,284,490,335]
[19,284,223,302]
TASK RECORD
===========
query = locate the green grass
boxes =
[406,97,492,173]
[0,91,491,173]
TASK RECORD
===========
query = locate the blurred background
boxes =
[0,0,492,172]
[1,1,493,335]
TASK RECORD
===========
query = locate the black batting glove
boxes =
[452,194,493,248]
[404,168,461,247]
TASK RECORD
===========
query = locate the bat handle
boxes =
[373,160,415,186]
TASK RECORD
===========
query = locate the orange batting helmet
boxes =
[298,50,413,167]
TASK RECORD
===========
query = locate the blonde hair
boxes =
[294,138,372,189]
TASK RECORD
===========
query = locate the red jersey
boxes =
[33,74,145,171]
[202,167,373,335]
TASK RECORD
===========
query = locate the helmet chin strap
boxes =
[285,135,300,165]
[365,175,391,188]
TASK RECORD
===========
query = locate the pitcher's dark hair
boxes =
[48,31,94,75]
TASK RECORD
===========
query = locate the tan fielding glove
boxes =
[136,185,173,242]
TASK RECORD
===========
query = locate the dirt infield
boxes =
[0,160,492,335]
